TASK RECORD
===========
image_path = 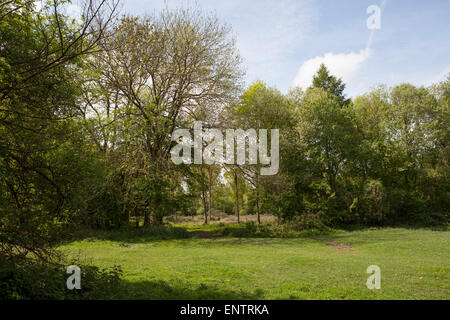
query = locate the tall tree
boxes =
[232,81,294,223]
[311,64,349,106]
[0,0,119,261]
[81,7,243,225]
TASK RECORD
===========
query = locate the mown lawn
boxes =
[59,227,449,300]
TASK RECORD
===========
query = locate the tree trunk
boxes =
[144,211,150,227]
[152,196,163,226]
[256,173,261,224]
[208,165,213,223]
[200,166,208,224]
[134,206,139,228]
[154,214,163,225]
[202,189,208,224]
[234,171,240,224]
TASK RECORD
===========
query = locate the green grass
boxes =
[59,226,449,300]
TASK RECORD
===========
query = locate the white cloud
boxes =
[125,0,319,89]
[189,0,319,85]
[230,0,317,61]
[293,48,371,89]
[231,0,318,85]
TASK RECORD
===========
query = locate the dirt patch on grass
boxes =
[190,231,224,239]
[326,241,353,250]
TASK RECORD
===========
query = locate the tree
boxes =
[311,64,349,106]
[0,0,119,262]
[232,81,294,223]
[80,7,243,225]
[352,81,448,224]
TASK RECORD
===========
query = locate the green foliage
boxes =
[312,63,349,106]
[0,2,113,260]
[274,66,449,227]
[0,261,123,300]
[217,220,329,238]
[0,1,448,301]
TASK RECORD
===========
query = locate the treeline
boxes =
[0,1,448,263]
[267,68,449,226]
[211,69,449,228]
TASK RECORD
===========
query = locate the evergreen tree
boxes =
[311,64,349,105]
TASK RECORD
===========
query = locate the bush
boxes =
[219,219,330,238]
[282,214,329,232]
[0,261,123,300]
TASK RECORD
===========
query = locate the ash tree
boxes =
[80,7,243,225]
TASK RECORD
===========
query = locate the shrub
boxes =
[0,261,123,300]
[283,214,329,232]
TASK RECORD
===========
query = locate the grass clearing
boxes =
[59,226,449,300]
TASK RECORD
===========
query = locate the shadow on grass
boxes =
[114,279,264,300]
[1,260,263,300]
[60,223,329,246]
[59,225,191,245]
[60,223,448,247]
[59,224,336,248]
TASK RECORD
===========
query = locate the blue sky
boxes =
[81,0,450,97]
